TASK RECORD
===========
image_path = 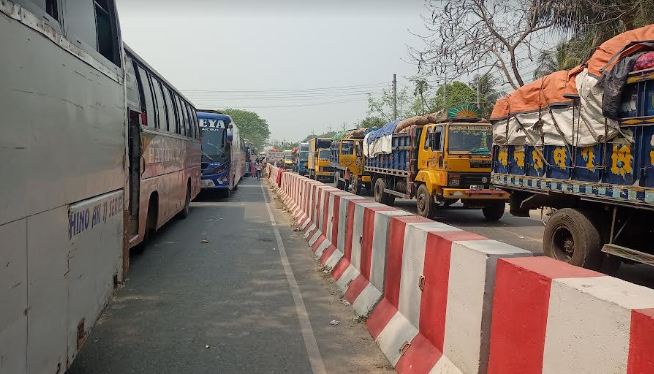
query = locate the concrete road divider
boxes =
[265,165,654,374]
[488,256,654,374]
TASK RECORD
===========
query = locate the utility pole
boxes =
[392,73,398,120]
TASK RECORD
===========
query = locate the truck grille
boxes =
[320,166,335,173]
[460,173,489,187]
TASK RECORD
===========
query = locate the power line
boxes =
[191,97,369,109]
[182,82,389,94]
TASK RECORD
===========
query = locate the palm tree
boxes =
[469,73,500,119]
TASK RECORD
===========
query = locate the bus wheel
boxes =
[179,183,191,219]
[482,202,505,221]
[416,184,436,219]
[543,208,602,269]
[144,195,158,242]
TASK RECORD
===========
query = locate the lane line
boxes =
[261,182,327,374]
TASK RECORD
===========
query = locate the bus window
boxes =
[15,0,59,21]
[162,86,177,133]
[186,104,200,139]
[135,66,156,127]
[189,108,200,139]
[94,0,120,65]
[125,57,141,112]
[63,0,120,66]
[178,98,188,137]
[152,78,168,131]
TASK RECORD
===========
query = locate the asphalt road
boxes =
[67,178,392,374]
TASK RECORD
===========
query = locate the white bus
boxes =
[0,1,198,372]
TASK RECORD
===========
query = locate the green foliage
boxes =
[469,74,501,119]
[429,81,477,113]
[222,108,270,151]
[359,116,386,129]
[367,87,422,121]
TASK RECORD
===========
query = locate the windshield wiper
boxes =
[202,151,215,162]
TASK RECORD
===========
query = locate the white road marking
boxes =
[261,183,327,374]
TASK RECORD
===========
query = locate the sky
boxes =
[116,0,426,142]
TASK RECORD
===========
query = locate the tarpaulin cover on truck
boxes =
[491,25,654,147]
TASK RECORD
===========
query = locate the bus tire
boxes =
[416,184,436,219]
[144,194,158,242]
[179,182,191,219]
[543,208,602,269]
[482,202,505,221]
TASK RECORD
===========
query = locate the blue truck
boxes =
[491,32,654,271]
[297,142,309,176]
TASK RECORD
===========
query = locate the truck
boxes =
[365,109,509,220]
[282,149,295,170]
[308,137,334,182]
[331,137,372,195]
[297,142,310,176]
[490,26,654,271]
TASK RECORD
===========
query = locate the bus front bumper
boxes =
[201,173,229,190]
[442,188,509,200]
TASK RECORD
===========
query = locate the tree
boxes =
[222,109,270,151]
[414,0,560,89]
[469,73,501,118]
[367,87,422,121]
[429,81,477,113]
[359,116,386,129]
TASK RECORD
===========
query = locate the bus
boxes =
[124,46,201,248]
[0,1,199,372]
[198,111,247,193]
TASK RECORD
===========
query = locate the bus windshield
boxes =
[448,125,491,154]
[201,127,225,161]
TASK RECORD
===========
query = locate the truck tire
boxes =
[416,184,436,219]
[373,178,385,203]
[482,202,505,221]
[374,178,395,205]
[543,208,603,269]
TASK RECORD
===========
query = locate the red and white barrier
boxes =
[488,256,654,374]
[267,166,654,374]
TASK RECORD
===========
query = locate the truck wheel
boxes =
[543,208,602,269]
[416,184,436,219]
[482,202,505,221]
[373,178,385,203]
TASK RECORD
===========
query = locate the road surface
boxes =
[67,178,391,374]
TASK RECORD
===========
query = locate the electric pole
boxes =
[392,73,398,120]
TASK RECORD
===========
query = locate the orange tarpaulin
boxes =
[491,25,654,121]
[490,69,580,120]
[587,24,654,77]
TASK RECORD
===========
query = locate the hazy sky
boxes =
[116,0,426,142]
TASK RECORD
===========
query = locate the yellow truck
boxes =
[308,137,334,182]
[364,110,509,220]
[331,138,372,195]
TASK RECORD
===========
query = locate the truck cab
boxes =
[308,138,334,182]
[412,121,509,219]
[332,138,371,194]
[282,150,295,170]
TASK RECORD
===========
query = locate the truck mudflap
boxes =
[442,188,509,200]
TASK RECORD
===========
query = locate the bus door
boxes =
[127,111,141,235]
[125,56,143,236]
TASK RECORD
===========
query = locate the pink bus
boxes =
[124,46,201,247]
